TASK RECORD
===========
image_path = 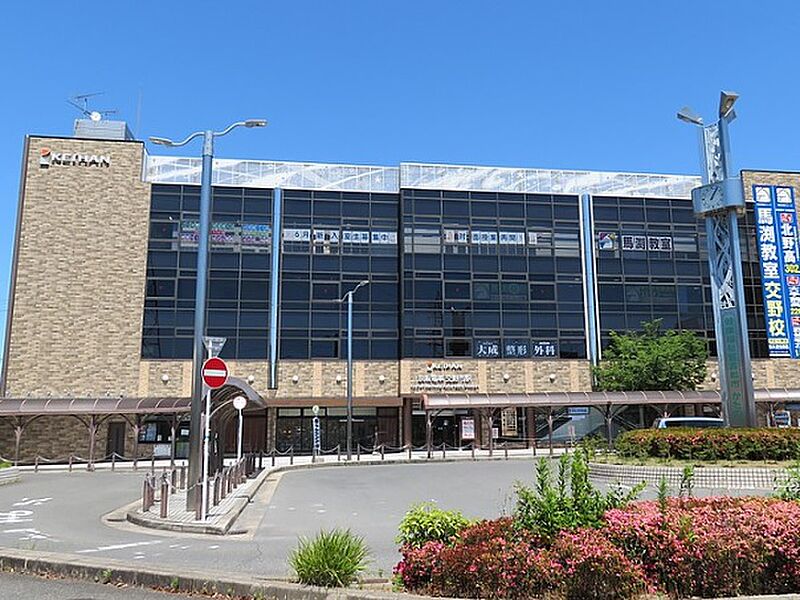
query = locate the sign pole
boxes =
[201,388,211,520]
[683,92,757,427]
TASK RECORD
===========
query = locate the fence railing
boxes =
[141,453,260,521]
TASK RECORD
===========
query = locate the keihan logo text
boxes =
[39,147,111,168]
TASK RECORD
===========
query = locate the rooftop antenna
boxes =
[67,92,118,122]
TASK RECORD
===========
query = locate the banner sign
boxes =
[753,185,800,358]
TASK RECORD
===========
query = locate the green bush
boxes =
[396,502,471,548]
[616,427,800,461]
[775,461,800,501]
[289,529,369,587]
[513,449,643,540]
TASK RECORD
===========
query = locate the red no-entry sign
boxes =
[202,357,229,389]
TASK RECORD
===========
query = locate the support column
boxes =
[266,407,277,452]
[525,408,536,449]
[579,192,601,377]
[267,187,283,390]
[402,398,413,448]
[169,414,177,470]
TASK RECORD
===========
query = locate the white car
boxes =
[652,417,725,429]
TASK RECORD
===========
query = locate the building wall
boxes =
[3,136,150,397]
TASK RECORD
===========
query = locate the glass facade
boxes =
[279,190,400,360]
[593,196,768,358]
[141,184,769,362]
[401,189,586,359]
[142,184,273,360]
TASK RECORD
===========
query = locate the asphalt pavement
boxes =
[0,459,774,580]
[0,572,197,599]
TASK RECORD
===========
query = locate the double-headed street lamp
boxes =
[677,92,756,427]
[340,279,370,460]
[150,119,267,508]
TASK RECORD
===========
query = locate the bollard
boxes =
[357,444,361,462]
[68,455,73,472]
[150,455,155,474]
[290,447,294,465]
[442,444,446,459]
[380,444,385,460]
[258,451,263,471]
[195,480,202,520]
[213,475,220,506]
[271,450,276,467]
[111,453,116,472]
[142,479,149,511]
[179,466,186,490]
[171,468,177,489]
[471,444,475,460]
[504,445,508,460]
[133,455,138,471]
[160,477,169,519]
[407,445,412,460]
[337,445,341,462]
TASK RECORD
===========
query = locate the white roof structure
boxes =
[145,155,700,198]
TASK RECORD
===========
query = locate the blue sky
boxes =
[1,1,799,364]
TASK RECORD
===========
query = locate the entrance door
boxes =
[106,422,126,458]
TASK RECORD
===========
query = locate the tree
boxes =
[594,319,708,391]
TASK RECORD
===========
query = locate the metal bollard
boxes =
[337,445,341,462]
[213,475,220,506]
[133,455,138,471]
[471,444,475,460]
[150,455,155,474]
[160,477,169,519]
[111,453,116,472]
[180,465,186,489]
[407,445,412,460]
[142,479,149,511]
[258,451,263,470]
[380,444,385,460]
[290,447,294,465]
[171,468,177,489]
[69,455,73,472]
[504,445,508,460]
[442,444,446,459]
[357,444,361,461]
[194,481,202,520]
[271,450,276,467]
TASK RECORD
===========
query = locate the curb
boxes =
[0,547,424,600]
[0,547,798,600]
[589,461,785,490]
[0,467,20,486]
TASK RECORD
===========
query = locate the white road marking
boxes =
[76,540,162,554]
[13,498,52,507]
[0,510,33,524]
[208,545,219,549]
[316,509,326,514]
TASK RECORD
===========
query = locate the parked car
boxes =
[652,417,725,429]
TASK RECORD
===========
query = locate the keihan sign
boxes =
[39,147,110,168]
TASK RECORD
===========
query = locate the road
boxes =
[0,460,773,580]
[0,572,198,599]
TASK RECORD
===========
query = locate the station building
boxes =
[2,119,800,463]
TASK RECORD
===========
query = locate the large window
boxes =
[142,184,272,359]
[401,189,587,359]
[593,196,768,358]
[279,190,400,360]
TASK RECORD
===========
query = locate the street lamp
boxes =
[149,119,267,509]
[233,396,247,461]
[340,279,370,460]
[677,92,756,427]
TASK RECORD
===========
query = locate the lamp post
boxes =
[233,396,247,461]
[150,119,267,509]
[340,280,370,460]
[677,92,756,427]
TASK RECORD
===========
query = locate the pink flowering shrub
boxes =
[605,496,800,597]
[549,528,648,600]
[396,498,800,599]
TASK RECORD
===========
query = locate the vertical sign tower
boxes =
[680,92,757,427]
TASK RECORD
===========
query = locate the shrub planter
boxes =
[589,461,784,489]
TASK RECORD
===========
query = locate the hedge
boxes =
[615,427,800,461]
[395,497,800,599]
